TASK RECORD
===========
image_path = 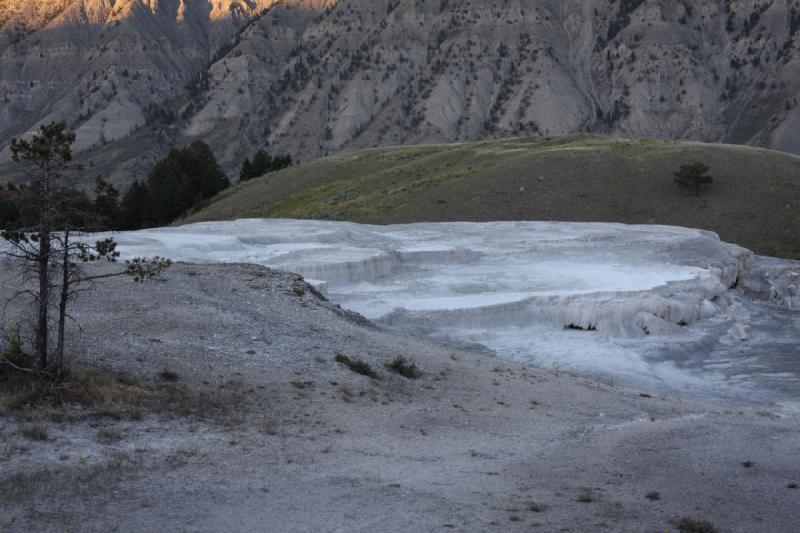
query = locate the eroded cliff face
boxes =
[1,0,799,184]
[0,0,296,168]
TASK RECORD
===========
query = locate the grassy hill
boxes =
[184,135,800,259]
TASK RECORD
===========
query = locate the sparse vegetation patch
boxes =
[673,517,719,533]
[0,366,227,423]
[525,501,548,513]
[1,327,29,371]
[158,370,179,383]
[335,354,379,379]
[577,487,595,503]
[386,356,420,379]
[21,424,48,441]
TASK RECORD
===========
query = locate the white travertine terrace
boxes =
[102,219,800,403]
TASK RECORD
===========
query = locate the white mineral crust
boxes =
[102,220,800,403]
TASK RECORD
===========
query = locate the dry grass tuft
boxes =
[0,453,141,505]
[158,370,179,382]
[0,366,228,423]
[96,428,123,444]
[386,356,420,379]
[576,487,595,503]
[20,424,48,441]
[673,517,719,533]
[338,384,355,402]
[335,354,379,379]
[0,368,147,414]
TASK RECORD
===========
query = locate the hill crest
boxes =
[184,135,800,260]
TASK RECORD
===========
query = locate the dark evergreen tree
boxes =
[674,162,714,197]
[240,149,293,182]
[183,140,230,199]
[122,140,229,228]
[93,177,120,229]
[53,188,94,229]
[119,180,151,230]
[252,149,272,177]
[146,147,186,225]
[240,157,255,181]
[0,185,20,229]
[272,154,293,171]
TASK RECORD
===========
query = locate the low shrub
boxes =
[576,488,595,503]
[674,517,719,533]
[1,327,30,370]
[21,424,48,441]
[386,356,420,379]
[158,370,179,382]
[335,354,379,379]
[96,428,123,444]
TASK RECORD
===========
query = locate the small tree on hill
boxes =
[2,122,171,379]
[240,157,256,182]
[674,162,714,196]
[251,149,272,178]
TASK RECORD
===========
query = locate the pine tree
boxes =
[274,154,292,170]
[121,140,229,228]
[251,149,272,177]
[674,162,714,197]
[93,177,120,229]
[2,122,170,378]
[240,157,255,181]
[120,180,151,230]
[186,140,229,198]
[240,149,293,182]
[0,184,20,228]
[5,122,77,372]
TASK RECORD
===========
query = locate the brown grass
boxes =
[674,517,719,533]
[0,366,228,423]
[0,452,139,505]
[20,424,48,441]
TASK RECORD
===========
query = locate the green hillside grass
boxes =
[184,135,800,259]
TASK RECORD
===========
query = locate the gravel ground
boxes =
[0,263,798,532]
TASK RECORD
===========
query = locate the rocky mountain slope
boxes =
[2,0,800,185]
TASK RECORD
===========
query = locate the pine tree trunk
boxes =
[36,163,53,374]
[55,230,70,379]
[36,229,50,372]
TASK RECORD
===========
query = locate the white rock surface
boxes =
[103,219,800,403]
